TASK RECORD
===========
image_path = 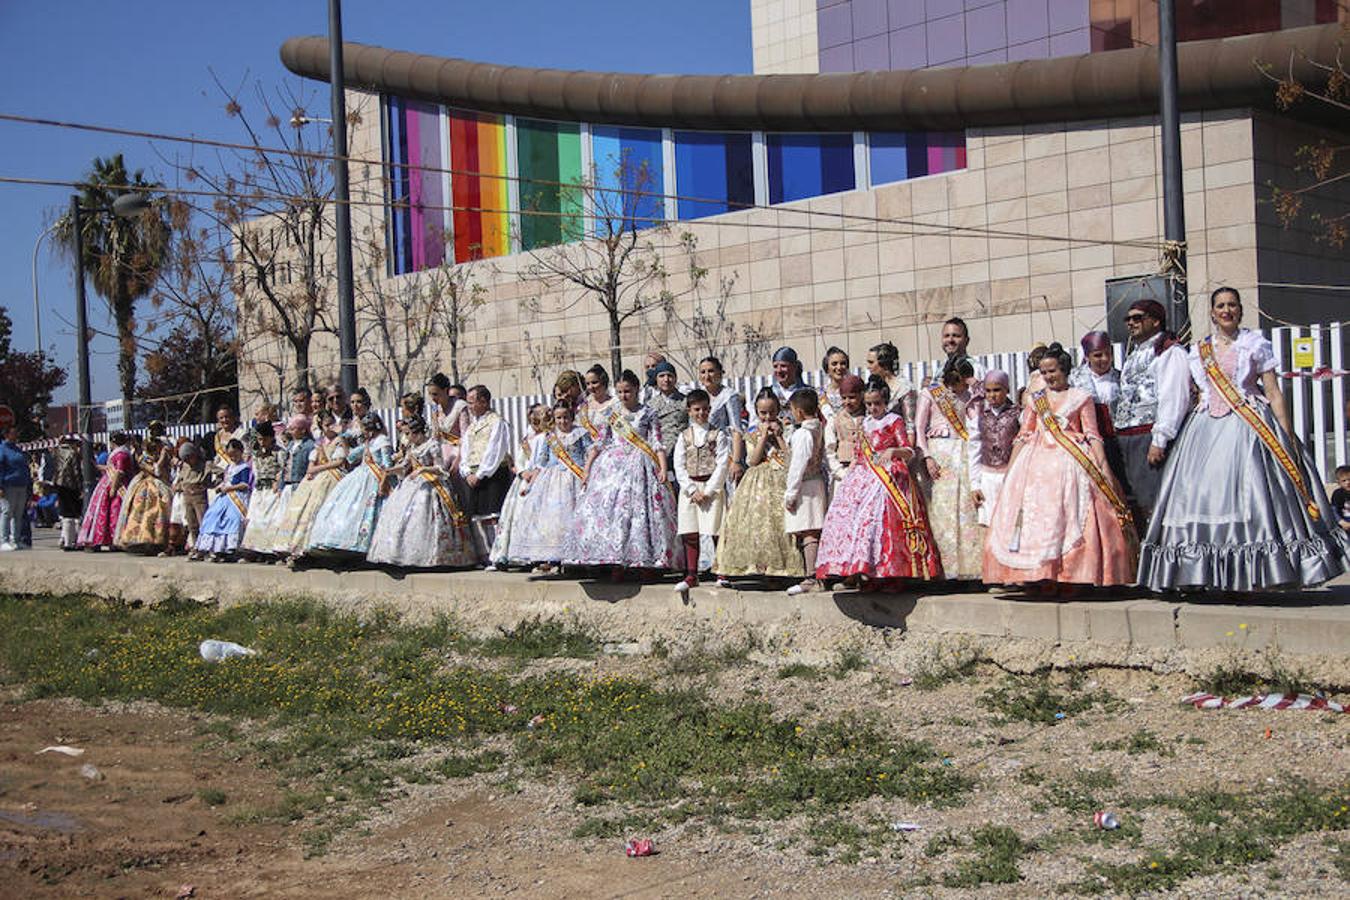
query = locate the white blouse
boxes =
[1188,329,1276,407]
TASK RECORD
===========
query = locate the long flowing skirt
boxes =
[1137,409,1347,591]
[983,435,1137,586]
[487,474,532,566]
[368,473,476,568]
[923,436,982,579]
[196,493,248,553]
[272,473,342,555]
[77,476,122,548]
[240,486,287,553]
[816,461,941,581]
[507,467,585,563]
[305,467,386,556]
[714,463,804,578]
[115,474,171,550]
[561,443,676,568]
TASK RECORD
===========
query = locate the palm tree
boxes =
[56,154,171,416]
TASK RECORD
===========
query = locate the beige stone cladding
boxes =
[751,0,821,75]
[239,104,1312,408]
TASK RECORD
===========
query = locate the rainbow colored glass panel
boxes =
[766,133,856,204]
[673,131,754,220]
[590,125,664,232]
[448,109,510,263]
[516,118,584,250]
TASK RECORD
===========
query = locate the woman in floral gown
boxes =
[488,405,551,568]
[115,424,173,552]
[78,432,135,550]
[562,369,676,574]
[713,389,805,581]
[816,380,941,586]
[915,357,982,580]
[368,415,476,568]
[983,344,1138,590]
[510,401,592,573]
[275,414,349,562]
[306,412,395,557]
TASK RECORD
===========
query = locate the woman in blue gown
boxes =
[306,412,395,557]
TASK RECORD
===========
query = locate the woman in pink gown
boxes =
[983,344,1138,590]
[78,432,136,550]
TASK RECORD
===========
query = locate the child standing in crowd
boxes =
[459,385,513,564]
[714,389,804,583]
[369,414,476,568]
[783,389,829,595]
[174,442,209,560]
[488,404,551,569]
[307,412,394,558]
[78,431,134,550]
[673,389,730,597]
[563,369,676,578]
[51,436,84,551]
[824,375,865,491]
[915,356,982,580]
[512,400,591,575]
[195,439,251,562]
[971,370,1019,528]
[240,423,288,559]
[817,380,941,589]
[1332,465,1350,535]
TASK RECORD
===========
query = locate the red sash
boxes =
[859,429,934,580]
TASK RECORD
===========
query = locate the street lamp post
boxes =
[328,0,358,397]
[31,222,58,355]
[69,191,152,506]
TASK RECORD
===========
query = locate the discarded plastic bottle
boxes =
[1093,811,1120,830]
[199,640,257,663]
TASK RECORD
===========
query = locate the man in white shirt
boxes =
[672,390,730,597]
[458,385,512,565]
[1113,298,1192,527]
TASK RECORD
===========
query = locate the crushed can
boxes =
[1093,811,1120,830]
[624,838,656,857]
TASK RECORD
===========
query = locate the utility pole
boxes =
[329,0,359,396]
[1158,0,1189,338]
[70,197,96,506]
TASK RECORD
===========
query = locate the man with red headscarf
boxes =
[1113,298,1192,526]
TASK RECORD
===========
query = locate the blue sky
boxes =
[0,0,751,404]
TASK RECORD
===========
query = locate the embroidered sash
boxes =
[364,450,387,484]
[1199,338,1319,521]
[547,433,586,480]
[417,469,467,527]
[581,400,608,439]
[1032,390,1132,526]
[226,489,248,517]
[859,429,933,580]
[928,386,969,441]
[214,431,232,467]
[608,408,663,469]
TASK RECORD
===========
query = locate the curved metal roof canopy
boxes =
[281,24,1342,132]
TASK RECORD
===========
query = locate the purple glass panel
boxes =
[965,2,1008,54]
[852,0,889,38]
[889,23,930,69]
[1007,0,1049,45]
[854,33,891,69]
[925,0,965,18]
[1047,0,1089,33]
[819,43,855,72]
[1048,26,1091,55]
[966,48,1009,65]
[818,3,854,47]
[887,0,927,28]
[819,0,847,8]
[926,13,967,65]
[1007,37,1051,61]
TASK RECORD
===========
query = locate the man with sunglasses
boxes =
[1113,298,1192,528]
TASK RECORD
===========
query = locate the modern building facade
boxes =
[234,9,1349,405]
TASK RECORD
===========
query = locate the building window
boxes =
[673,131,755,220]
[516,118,584,250]
[448,109,510,263]
[590,125,665,233]
[766,133,855,204]
[869,131,967,185]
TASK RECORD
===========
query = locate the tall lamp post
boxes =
[1158,0,1189,338]
[69,191,152,506]
[31,222,59,354]
[328,0,358,396]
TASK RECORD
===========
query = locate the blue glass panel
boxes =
[384,95,415,275]
[674,132,754,220]
[869,132,910,186]
[766,133,855,204]
[591,125,665,232]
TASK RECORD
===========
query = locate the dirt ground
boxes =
[1,663,1347,898]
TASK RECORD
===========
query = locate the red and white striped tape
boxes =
[1280,367,1349,380]
[1181,692,1345,712]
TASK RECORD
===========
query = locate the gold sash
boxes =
[547,433,586,480]
[364,449,387,484]
[214,430,232,467]
[928,386,969,441]
[1199,338,1319,520]
[608,407,663,469]
[581,400,608,440]
[417,469,467,527]
[1032,390,1132,526]
[859,428,934,580]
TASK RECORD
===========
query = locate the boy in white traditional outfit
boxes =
[784,388,828,595]
[458,385,513,564]
[673,390,730,597]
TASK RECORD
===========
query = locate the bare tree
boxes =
[354,236,442,404]
[169,77,369,393]
[427,260,489,385]
[655,231,771,378]
[519,155,686,377]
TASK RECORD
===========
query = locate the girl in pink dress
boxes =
[816,380,942,588]
[983,344,1138,590]
[78,432,136,550]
